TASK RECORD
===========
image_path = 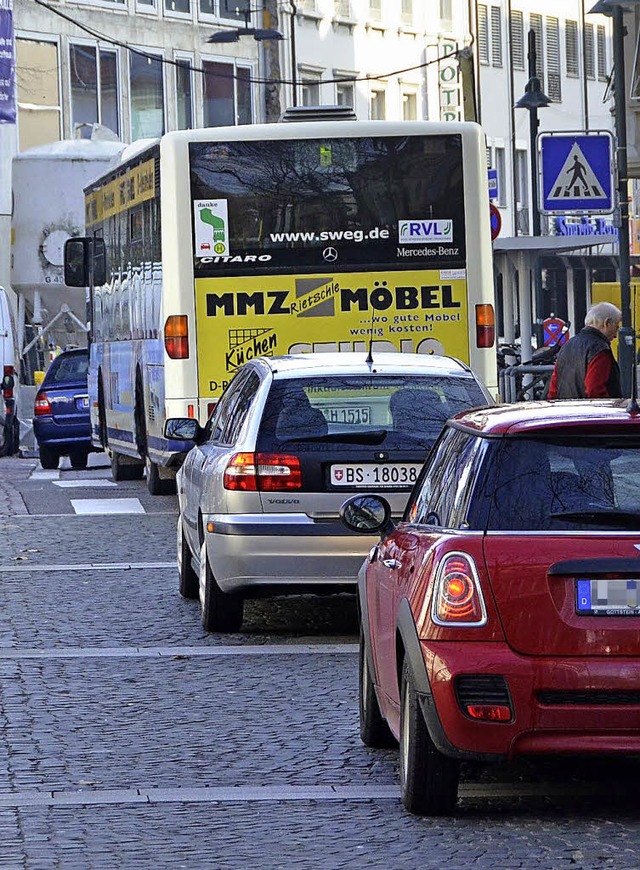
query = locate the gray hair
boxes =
[585,302,622,328]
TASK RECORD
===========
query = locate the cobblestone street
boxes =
[1,455,640,868]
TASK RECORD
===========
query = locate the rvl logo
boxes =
[399,220,453,244]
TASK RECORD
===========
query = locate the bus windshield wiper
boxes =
[550,509,640,528]
[280,429,389,445]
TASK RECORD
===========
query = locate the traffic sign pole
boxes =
[612,5,634,397]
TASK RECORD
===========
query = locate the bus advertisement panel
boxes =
[194,270,469,398]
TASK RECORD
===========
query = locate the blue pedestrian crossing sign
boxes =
[540,132,614,214]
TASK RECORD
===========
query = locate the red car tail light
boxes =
[164,315,189,359]
[3,365,14,400]
[431,552,487,626]
[223,452,302,492]
[34,392,53,416]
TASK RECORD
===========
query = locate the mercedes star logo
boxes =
[322,246,338,262]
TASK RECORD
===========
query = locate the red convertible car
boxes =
[341,400,640,815]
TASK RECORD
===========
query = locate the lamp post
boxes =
[515,30,550,348]
[515,30,551,236]
[588,0,636,396]
[206,9,284,123]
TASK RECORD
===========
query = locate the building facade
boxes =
[0,0,618,364]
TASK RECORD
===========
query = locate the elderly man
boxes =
[547,302,622,399]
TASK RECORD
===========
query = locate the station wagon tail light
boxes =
[475,304,495,349]
[34,392,52,416]
[164,315,189,360]
[431,552,487,626]
[223,452,302,491]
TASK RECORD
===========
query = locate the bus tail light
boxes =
[431,553,487,626]
[223,452,302,492]
[164,315,189,359]
[34,392,53,416]
[475,304,495,348]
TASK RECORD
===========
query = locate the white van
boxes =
[0,286,19,456]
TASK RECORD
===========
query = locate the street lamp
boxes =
[515,30,551,237]
[588,0,638,395]
[515,29,550,349]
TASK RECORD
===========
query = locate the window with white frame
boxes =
[515,148,529,232]
[16,38,62,151]
[585,23,595,80]
[336,81,354,107]
[565,20,579,77]
[129,50,165,140]
[546,17,561,102]
[494,146,506,207]
[175,57,194,129]
[370,88,386,119]
[136,0,154,10]
[402,90,417,120]
[478,5,502,67]
[597,25,607,81]
[478,5,489,65]
[334,0,351,17]
[203,60,252,126]
[440,0,452,29]
[369,0,382,23]
[199,0,250,18]
[300,0,317,12]
[69,44,120,139]
[491,7,502,67]
[301,74,322,106]
[165,0,190,14]
[510,10,524,70]
[401,0,413,27]
[529,14,543,88]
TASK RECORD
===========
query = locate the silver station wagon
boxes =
[167,353,492,632]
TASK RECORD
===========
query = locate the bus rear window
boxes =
[189,135,466,274]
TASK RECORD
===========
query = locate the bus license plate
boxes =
[330,463,421,488]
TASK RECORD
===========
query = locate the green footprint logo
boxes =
[200,208,226,243]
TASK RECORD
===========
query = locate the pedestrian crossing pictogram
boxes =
[548,143,604,201]
[540,132,613,215]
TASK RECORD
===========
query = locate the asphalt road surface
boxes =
[1,453,640,869]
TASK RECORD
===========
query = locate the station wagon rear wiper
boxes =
[550,509,640,528]
[280,429,389,445]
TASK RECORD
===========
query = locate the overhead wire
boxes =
[32,0,464,86]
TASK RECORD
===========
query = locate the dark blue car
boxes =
[33,348,100,469]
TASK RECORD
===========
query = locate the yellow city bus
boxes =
[66,115,497,493]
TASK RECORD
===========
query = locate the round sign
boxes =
[490,204,502,241]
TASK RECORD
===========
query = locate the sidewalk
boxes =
[0,455,38,516]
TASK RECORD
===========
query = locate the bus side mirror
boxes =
[64,237,107,287]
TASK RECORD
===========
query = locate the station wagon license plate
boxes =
[576,578,640,616]
[330,463,421,488]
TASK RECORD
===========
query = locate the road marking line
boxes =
[0,562,176,572]
[3,511,178,518]
[30,470,60,480]
[0,781,614,808]
[0,644,358,660]
[53,480,117,489]
[70,498,146,514]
